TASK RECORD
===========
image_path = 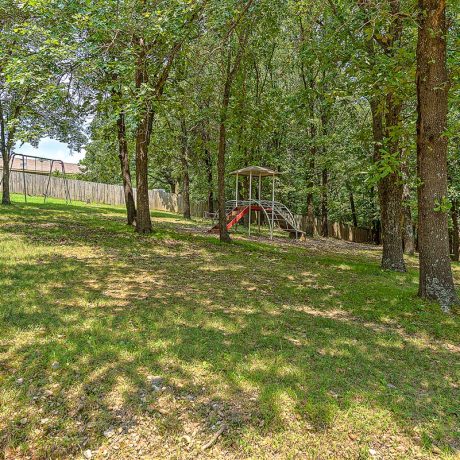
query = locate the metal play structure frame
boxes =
[210,166,303,239]
[0,153,71,204]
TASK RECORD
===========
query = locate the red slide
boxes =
[209,206,250,233]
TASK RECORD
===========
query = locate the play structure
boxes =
[0,153,71,204]
[209,166,304,239]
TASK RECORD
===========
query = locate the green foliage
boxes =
[434,196,452,214]
[0,0,86,152]
[2,0,459,228]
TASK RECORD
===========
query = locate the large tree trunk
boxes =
[0,102,11,205]
[320,168,328,237]
[416,0,457,310]
[116,111,136,225]
[134,41,153,234]
[180,119,191,220]
[451,199,459,262]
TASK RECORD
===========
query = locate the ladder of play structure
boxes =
[208,200,304,239]
[208,205,250,233]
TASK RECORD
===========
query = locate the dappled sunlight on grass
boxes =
[0,195,459,459]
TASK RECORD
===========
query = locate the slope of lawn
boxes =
[0,195,459,459]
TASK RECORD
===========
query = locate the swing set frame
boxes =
[0,153,71,204]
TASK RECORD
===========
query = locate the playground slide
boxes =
[208,203,304,239]
[208,205,250,233]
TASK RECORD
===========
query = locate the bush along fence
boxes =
[7,170,373,243]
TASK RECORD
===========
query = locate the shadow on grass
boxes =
[0,201,459,458]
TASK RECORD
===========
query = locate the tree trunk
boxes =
[320,168,328,237]
[382,1,405,270]
[305,157,315,237]
[348,186,358,227]
[379,171,405,270]
[0,102,11,205]
[370,186,381,245]
[370,98,406,271]
[217,110,231,242]
[204,147,214,214]
[372,219,381,245]
[451,200,459,262]
[319,105,329,238]
[299,19,316,238]
[134,40,153,234]
[359,1,405,270]
[1,152,9,205]
[381,94,406,271]
[162,174,175,194]
[116,110,136,225]
[135,116,152,233]
[216,62,232,242]
[305,78,316,237]
[216,38,247,243]
[401,161,414,255]
[180,119,191,220]
[199,100,214,214]
[416,0,457,310]
[402,177,415,255]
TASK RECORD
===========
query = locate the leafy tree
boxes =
[0,0,84,204]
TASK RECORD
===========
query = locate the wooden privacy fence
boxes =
[8,170,207,217]
[7,170,372,243]
[293,215,373,244]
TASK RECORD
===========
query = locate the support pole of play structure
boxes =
[44,160,55,203]
[235,173,238,207]
[248,171,252,236]
[22,155,27,203]
[1,153,72,204]
[258,174,262,234]
[270,174,275,240]
[63,161,71,204]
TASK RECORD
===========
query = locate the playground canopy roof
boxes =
[229,166,280,177]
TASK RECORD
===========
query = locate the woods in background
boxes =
[1,0,459,310]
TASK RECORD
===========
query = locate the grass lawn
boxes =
[1,195,459,459]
